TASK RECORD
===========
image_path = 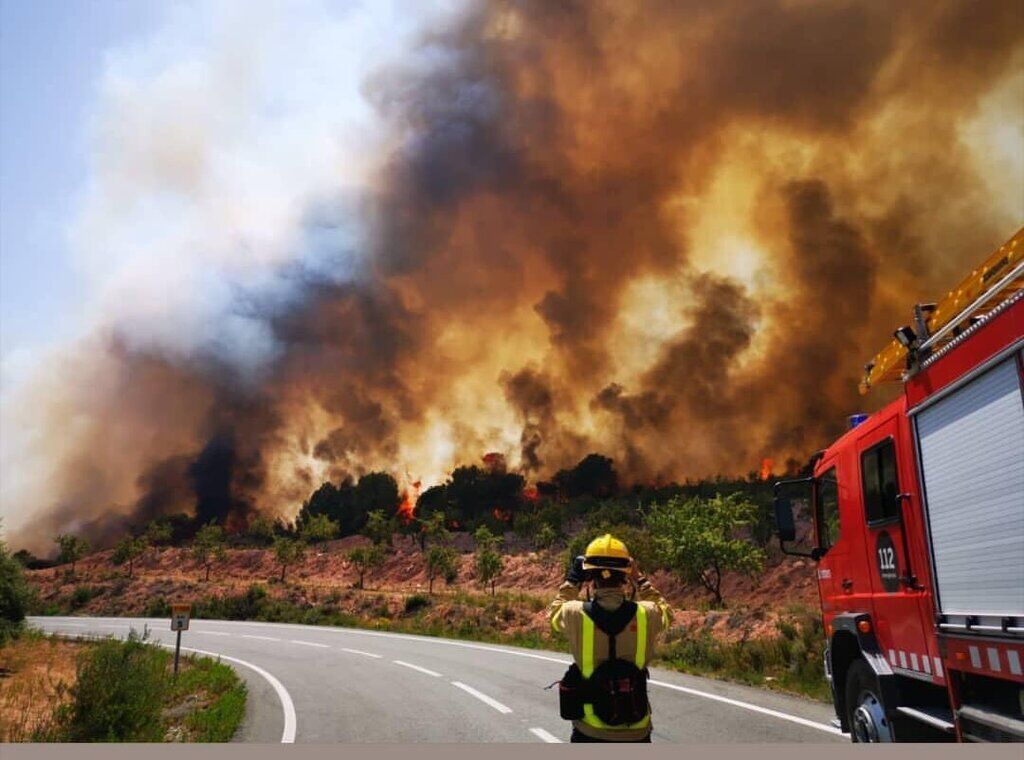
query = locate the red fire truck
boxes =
[774,227,1023,742]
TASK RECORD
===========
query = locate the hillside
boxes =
[27,534,819,644]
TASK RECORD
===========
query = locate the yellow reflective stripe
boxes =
[582,705,651,730]
[550,606,564,634]
[581,614,595,678]
[635,604,647,667]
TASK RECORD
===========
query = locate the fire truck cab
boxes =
[775,229,1024,742]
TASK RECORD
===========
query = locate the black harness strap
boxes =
[583,600,637,661]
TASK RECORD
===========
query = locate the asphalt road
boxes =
[30,615,844,744]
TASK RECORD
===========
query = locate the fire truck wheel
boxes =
[845,659,894,743]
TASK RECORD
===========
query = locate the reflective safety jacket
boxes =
[548,580,672,741]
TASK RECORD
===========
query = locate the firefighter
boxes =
[549,533,672,743]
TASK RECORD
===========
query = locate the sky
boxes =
[0,0,455,389]
[0,0,163,365]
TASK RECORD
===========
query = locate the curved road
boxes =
[30,616,843,744]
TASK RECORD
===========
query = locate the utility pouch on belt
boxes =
[556,663,586,720]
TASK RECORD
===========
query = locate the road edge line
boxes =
[648,679,841,735]
[176,645,297,743]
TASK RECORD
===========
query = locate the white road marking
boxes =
[41,624,296,744]
[529,727,562,743]
[393,660,441,677]
[173,645,297,743]
[54,621,87,627]
[242,634,281,642]
[34,618,839,736]
[342,647,383,659]
[290,639,329,648]
[648,680,841,736]
[451,681,513,714]
[194,630,231,636]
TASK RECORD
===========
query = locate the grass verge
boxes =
[0,629,246,742]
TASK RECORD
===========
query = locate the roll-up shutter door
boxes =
[916,356,1024,616]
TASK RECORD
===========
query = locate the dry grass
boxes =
[0,633,80,741]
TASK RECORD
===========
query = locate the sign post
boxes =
[170,603,191,676]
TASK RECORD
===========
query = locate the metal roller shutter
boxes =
[916,356,1024,617]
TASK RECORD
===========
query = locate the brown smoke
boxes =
[7,0,1023,550]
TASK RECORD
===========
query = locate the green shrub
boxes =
[0,539,34,644]
[54,631,169,741]
[143,596,172,618]
[404,593,430,614]
[69,585,99,610]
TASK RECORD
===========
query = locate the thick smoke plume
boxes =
[3,0,1022,550]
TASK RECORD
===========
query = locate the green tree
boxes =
[473,526,503,595]
[533,523,558,550]
[425,546,459,594]
[111,535,147,579]
[0,537,33,644]
[347,545,384,589]
[362,509,396,547]
[419,511,451,552]
[142,520,172,555]
[646,493,765,607]
[247,515,277,546]
[299,513,339,543]
[354,472,401,517]
[191,523,227,582]
[273,537,306,583]
[55,533,90,577]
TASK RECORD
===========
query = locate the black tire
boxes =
[845,659,895,742]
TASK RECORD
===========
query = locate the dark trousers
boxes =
[570,728,652,743]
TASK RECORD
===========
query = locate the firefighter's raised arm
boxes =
[632,563,672,633]
[548,555,586,632]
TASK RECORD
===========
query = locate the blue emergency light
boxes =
[849,413,869,429]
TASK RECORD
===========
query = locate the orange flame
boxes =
[397,478,421,524]
[759,458,773,481]
[523,485,539,503]
[492,508,512,522]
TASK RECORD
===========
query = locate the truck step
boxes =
[957,704,1024,742]
[896,705,955,732]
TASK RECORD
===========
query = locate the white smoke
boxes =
[1,0,466,545]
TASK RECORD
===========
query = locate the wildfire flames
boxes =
[3,1,1021,551]
[397,479,422,524]
[759,459,774,482]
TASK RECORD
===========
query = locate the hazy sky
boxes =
[0,0,163,362]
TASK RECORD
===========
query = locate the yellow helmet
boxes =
[582,533,633,573]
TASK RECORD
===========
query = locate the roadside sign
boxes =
[171,603,191,632]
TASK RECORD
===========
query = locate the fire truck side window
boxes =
[861,439,900,524]
[817,468,840,549]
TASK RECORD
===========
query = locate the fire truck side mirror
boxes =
[774,496,797,543]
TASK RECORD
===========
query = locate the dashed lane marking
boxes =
[290,639,329,648]
[242,634,281,642]
[342,648,383,659]
[529,727,562,743]
[451,681,513,714]
[393,660,441,677]
[194,630,231,636]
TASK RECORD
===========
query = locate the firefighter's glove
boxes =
[566,555,587,585]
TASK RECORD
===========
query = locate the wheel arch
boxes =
[829,613,897,732]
